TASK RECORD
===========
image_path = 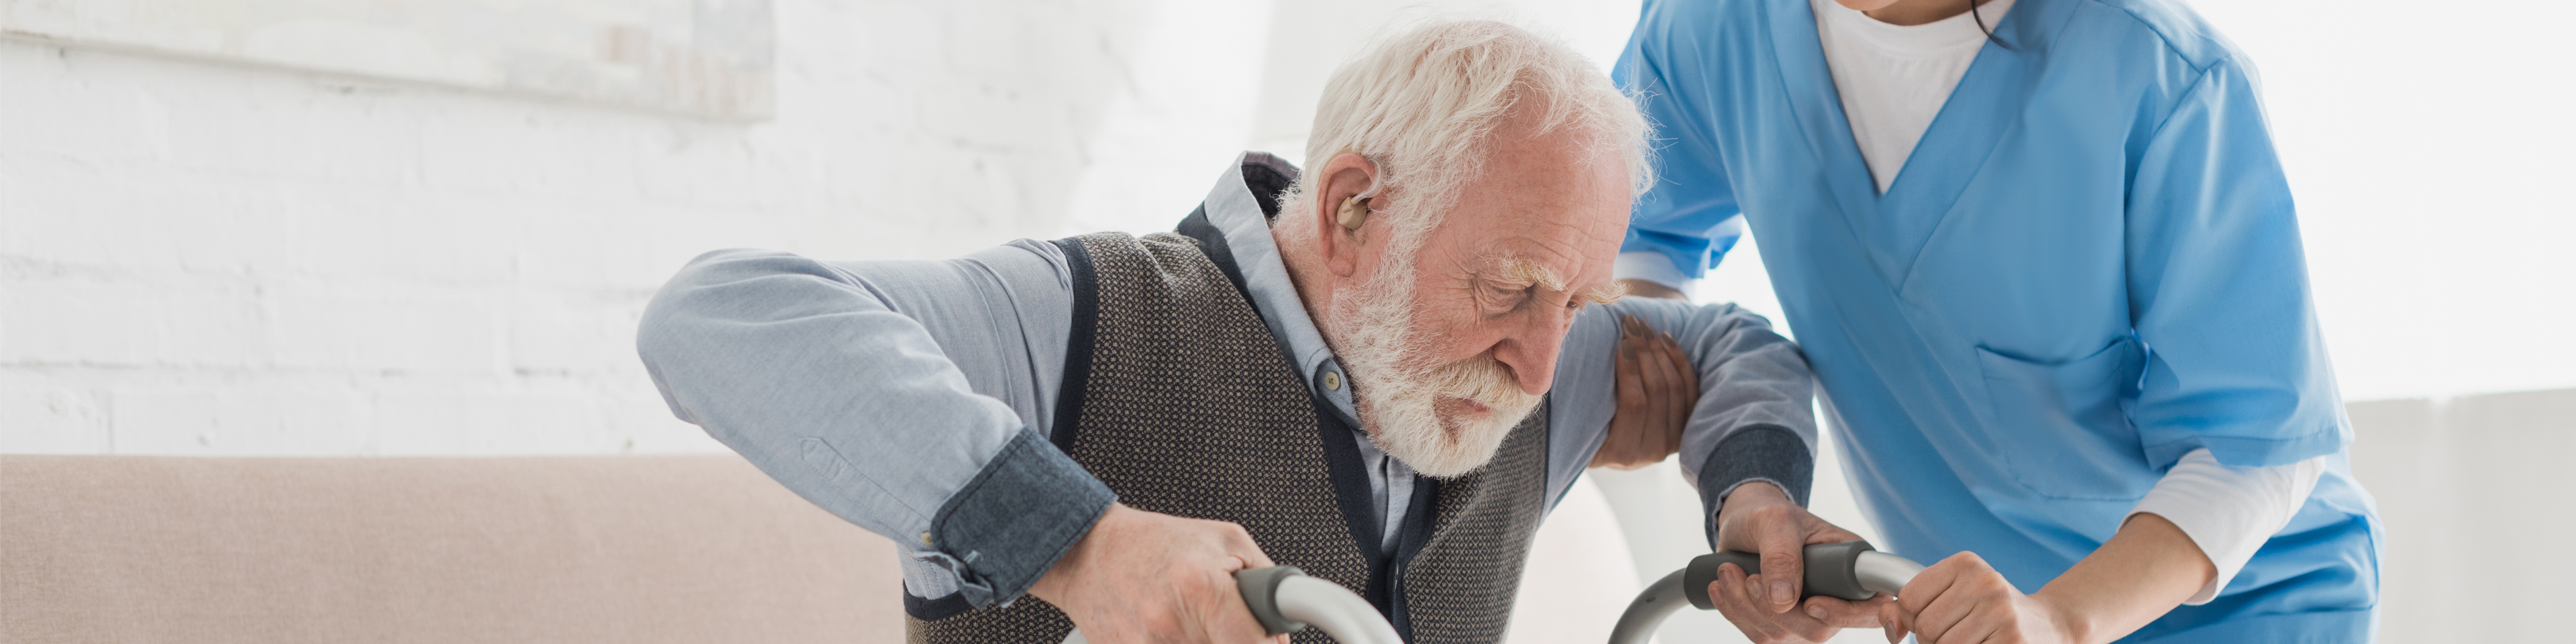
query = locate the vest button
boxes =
[1323,371,1342,390]
[920,531,935,547]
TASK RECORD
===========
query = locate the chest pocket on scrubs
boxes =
[1974,337,2151,500]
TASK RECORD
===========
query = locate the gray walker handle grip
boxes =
[1063,566,1400,644]
[1234,566,1309,635]
[1606,541,1925,644]
[1236,566,1403,644]
[1688,541,1890,605]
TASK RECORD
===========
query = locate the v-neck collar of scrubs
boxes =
[1766,0,2061,290]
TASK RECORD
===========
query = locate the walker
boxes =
[1061,564,1402,644]
[1605,541,1925,644]
[1081,541,1925,644]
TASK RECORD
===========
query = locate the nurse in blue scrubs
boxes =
[1613,0,2382,642]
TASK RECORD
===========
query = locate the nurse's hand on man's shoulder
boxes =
[1709,482,1891,643]
[1027,502,1288,644]
[1878,551,2074,644]
[1593,315,1697,469]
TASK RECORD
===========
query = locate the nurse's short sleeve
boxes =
[2123,58,2349,470]
[1615,0,1748,282]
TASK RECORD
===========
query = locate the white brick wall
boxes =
[0,0,1652,457]
[0,0,1271,455]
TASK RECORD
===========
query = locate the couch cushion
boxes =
[1,455,902,644]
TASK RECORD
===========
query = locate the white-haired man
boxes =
[640,20,1868,644]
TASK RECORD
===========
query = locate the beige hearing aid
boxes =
[1336,195,1372,231]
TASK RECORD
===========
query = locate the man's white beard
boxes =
[1326,252,1546,479]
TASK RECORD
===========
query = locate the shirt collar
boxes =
[1812,0,2016,55]
[1196,152,1361,424]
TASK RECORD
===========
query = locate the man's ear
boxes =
[1313,152,1378,279]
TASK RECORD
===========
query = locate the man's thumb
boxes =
[1763,533,1803,611]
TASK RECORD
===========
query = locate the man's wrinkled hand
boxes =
[1026,503,1287,644]
[1709,482,1890,643]
[1592,315,1697,470]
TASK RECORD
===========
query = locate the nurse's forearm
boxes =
[2035,513,2216,644]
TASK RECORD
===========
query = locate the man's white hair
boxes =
[1275,19,1650,478]
[1280,19,1650,247]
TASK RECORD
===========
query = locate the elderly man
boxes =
[639,20,1866,644]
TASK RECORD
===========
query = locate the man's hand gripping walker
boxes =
[1066,541,1921,643]
[1608,541,1924,644]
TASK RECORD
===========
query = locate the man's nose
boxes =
[1492,307,1577,395]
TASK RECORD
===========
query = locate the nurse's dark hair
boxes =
[1969,0,2013,50]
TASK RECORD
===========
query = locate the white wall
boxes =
[2188,0,2576,401]
[2345,389,2576,644]
[0,0,1271,455]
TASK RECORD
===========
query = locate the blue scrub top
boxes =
[1615,0,2383,641]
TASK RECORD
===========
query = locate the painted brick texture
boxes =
[0,0,1272,455]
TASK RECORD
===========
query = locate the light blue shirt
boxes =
[638,152,1823,610]
[1615,0,2381,641]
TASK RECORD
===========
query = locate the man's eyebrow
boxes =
[1494,257,1567,292]
[1493,256,1624,305]
[1577,281,1629,305]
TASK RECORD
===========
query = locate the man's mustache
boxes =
[1417,356,1539,420]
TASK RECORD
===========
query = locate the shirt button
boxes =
[919,531,935,547]
[1323,371,1342,390]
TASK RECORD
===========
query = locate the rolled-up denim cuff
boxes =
[929,427,1117,606]
[1697,424,1814,548]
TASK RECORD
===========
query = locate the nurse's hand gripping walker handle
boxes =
[1061,566,1401,644]
[1605,541,1927,644]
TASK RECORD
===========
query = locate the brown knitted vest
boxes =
[906,227,1548,644]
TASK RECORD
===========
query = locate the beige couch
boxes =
[1,455,906,643]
